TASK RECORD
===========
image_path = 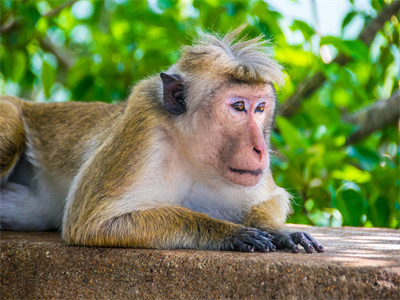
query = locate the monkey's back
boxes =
[20,100,125,178]
[0,97,125,230]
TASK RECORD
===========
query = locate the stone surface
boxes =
[1,225,399,299]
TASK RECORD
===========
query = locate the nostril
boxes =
[253,147,261,154]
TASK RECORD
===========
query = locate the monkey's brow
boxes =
[227,78,276,94]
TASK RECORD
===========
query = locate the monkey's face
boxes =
[189,83,275,187]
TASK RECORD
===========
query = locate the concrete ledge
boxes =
[1,225,399,299]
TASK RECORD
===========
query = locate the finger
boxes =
[263,233,274,240]
[233,239,254,253]
[258,235,276,252]
[285,237,300,253]
[291,232,314,253]
[257,231,273,239]
[242,228,273,241]
[242,235,269,253]
[269,241,276,252]
[254,240,269,253]
[269,233,286,248]
[304,233,324,253]
[245,230,261,239]
[299,237,314,254]
[243,228,271,237]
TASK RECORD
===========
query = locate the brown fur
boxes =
[0,96,25,178]
[243,198,287,231]
[0,27,323,253]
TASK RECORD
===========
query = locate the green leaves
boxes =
[1,0,398,229]
[333,182,366,226]
[332,165,371,183]
[291,20,315,40]
[10,50,27,82]
[42,60,55,98]
[320,37,369,61]
[346,146,380,172]
[342,11,358,33]
[275,116,309,152]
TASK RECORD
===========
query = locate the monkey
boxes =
[0,26,324,254]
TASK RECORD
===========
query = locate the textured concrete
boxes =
[1,225,399,299]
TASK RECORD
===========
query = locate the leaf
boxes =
[42,61,55,98]
[111,20,130,40]
[72,75,94,101]
[275,47,315,67]
[368,196,390,227]
[343,40,369,61]
[333,182,366,226]
[11,50,26,82]
[320,37,369,61]
[346,146,380,172]
[275,116,309,151]
[291,20,315,40]
[342,12,357,30]
[332,164,371,183]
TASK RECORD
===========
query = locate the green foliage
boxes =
[1,0,399,228]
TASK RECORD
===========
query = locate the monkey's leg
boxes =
[63,206,276,252]
[0,97,25,179]
[243,199,324,253]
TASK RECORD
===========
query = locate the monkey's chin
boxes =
[226,168,264,187]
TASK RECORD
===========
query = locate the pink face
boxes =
[190,83,276,187]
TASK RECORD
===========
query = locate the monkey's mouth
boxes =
[229,167,263,177]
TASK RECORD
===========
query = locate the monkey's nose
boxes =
[253,146,265,162]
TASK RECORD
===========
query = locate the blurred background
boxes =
[1,0,399,229]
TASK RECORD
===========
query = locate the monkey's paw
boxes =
[271,231,324,254]
[221,227,276,253]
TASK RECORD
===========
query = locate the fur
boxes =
[0,27,308,253]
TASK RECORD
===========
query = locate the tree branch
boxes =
[358,0,400,45]
[1,0,78,35]
[280,0,400,117]
[344,90,400,144]
[0,17,22,34]
[44,0,79,18]
[37,37,74,70]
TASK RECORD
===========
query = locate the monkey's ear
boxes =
[160,72,186,115]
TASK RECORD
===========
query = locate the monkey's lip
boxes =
[229,167,263,177]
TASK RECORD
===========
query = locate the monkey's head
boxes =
[160,26,284,187]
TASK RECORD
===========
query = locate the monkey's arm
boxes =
[243,198,324,253]
[61,108,274,252]
[63,205,276,252]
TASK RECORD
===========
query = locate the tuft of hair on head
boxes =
[177,24,285,86]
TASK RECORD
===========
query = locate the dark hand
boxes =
[221,227,276,253]
[271,231,324,254]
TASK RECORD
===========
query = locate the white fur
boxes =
[1,135,289,230]
[102,134,288,224]
[1,133,100,231]
[0,119,66,230]
[0,172,68,230]
[2,120,289,231]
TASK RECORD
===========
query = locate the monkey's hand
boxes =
[221,227,276,253]
[270,231,324,254]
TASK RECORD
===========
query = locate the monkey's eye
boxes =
[255,103,265,113]
[231,101,246,112]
